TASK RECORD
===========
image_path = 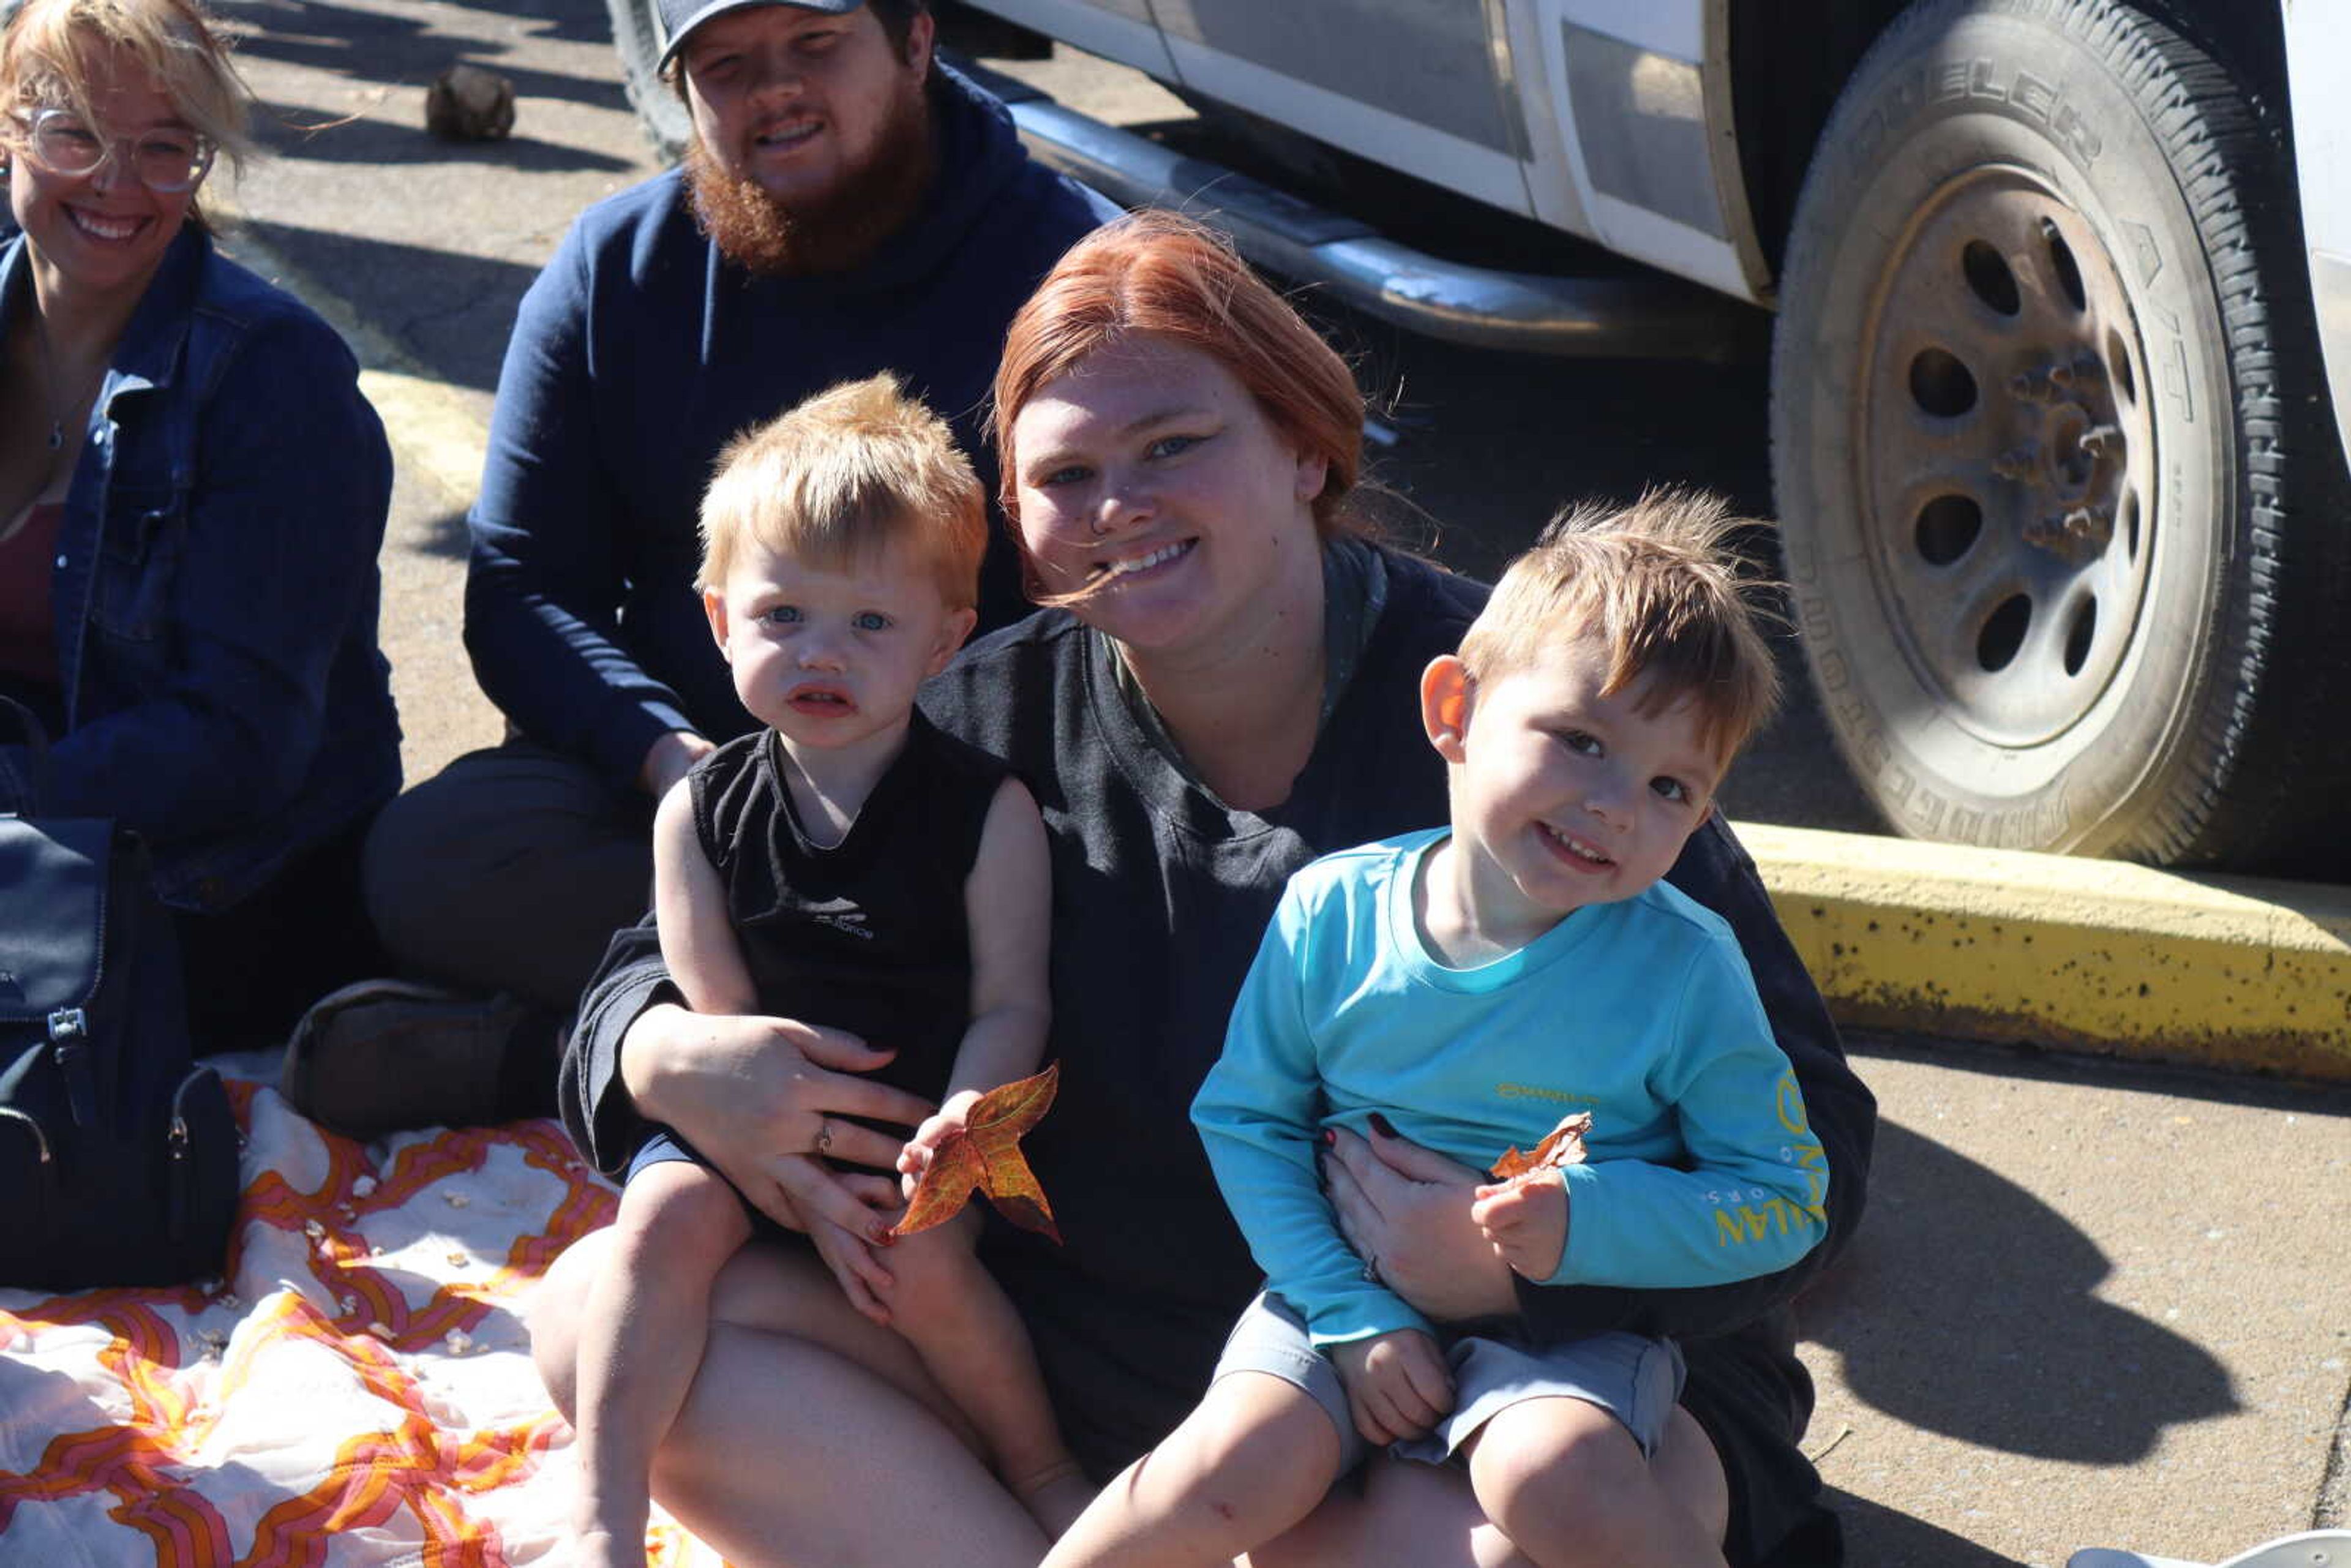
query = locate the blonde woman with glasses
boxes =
[0,0,400,1054]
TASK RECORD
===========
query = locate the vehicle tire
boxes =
[607,0,691,162]
[1770,0,2351,869]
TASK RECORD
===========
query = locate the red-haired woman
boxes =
[535,211,1875,1568]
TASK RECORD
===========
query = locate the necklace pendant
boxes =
[47,422,64,452]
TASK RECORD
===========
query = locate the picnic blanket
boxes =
[0,1056,719,1566]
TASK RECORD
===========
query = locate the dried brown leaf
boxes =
[1491,1111,1594,1181]
[890,1064,1062,1244]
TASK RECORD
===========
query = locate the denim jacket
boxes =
[0,226,401,911]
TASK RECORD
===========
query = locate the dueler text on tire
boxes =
[1770,0,2351,869]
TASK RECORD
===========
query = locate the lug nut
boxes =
[2065,505,2114,548]
[2023,505,2115,559]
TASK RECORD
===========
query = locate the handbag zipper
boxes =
[48,1009,97,1127]
[167,1065,219,1243]
[0,1105,52,1166]
[0,1106,51,1244]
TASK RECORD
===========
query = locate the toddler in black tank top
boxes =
[570,377,1085,1568]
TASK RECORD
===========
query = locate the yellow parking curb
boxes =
[1738,822,2351,1081]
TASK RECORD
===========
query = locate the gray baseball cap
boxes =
[655,0,862,70]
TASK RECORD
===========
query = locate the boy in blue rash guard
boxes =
[1041,492,1826,1568]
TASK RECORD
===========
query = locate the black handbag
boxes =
[0,698,241,1290]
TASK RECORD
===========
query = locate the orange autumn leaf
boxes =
[891,1063,1062,1243]
[1491,1111,1594,1182]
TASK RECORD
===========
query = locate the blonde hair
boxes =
[1,0,255,224]
[1459,489,1782,765]
[697,373,988,610]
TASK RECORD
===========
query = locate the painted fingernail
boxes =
[1369,1112,1398,1138]
[1320,1128,1338,1147]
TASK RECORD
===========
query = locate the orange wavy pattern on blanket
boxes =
[0,1085,624,1565]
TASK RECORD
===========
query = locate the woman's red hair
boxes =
[991,209,1367,539]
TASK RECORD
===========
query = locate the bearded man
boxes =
[290,0,1114,1134]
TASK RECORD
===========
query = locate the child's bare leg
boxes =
[1042,1371,1344,1568]
[1467,1397,1728,1568]
[880,1214,1090,1534]
[572,1162,752,1568]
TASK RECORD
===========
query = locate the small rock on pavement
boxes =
[425,64,515,141]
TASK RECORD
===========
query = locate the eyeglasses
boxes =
[18,107,214,193]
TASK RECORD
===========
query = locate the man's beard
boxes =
[686,80,936,277]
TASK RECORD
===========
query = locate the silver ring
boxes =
[1360,1256,1381,1284]
[812,1119,833,1155]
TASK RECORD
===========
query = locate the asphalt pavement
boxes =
[195,0,2351,1561]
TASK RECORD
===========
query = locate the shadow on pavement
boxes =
[415,507,473,562]
[256,105,637,176]
[1832,1490,2033,1567]
[1802,1113,2235,1463]
[226,219,542,395]
[432,0,620,48]
[225,0,631,114]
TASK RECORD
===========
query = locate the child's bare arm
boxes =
[651,779,758,1018]
[906,778,1052,1170]
[954,776,1053,1093]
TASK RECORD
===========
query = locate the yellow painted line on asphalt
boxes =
[353,365,490,504]
[1741,823,2351,1082]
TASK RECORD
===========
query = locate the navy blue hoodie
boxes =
[463,65,1116,788]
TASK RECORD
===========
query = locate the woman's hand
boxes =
[807,1204,904,1326]
[1321,1122,1519,1322]
[620,1002,934,1241]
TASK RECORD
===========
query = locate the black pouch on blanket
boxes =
[0,698,239,1290]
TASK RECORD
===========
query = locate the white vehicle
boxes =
[609,0,2351,874]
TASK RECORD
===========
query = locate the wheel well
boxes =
[1729,0,2293,289]
[1729,0,1909,285]
[2134,2,2286,113]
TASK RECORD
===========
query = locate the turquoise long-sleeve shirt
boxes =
[1193,830,1829,1348]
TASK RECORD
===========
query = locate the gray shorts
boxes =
[1210,1291,1686,1471]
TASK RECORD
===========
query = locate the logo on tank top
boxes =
[805,897,874,940]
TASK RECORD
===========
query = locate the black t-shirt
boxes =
[688,713,1008,1105]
